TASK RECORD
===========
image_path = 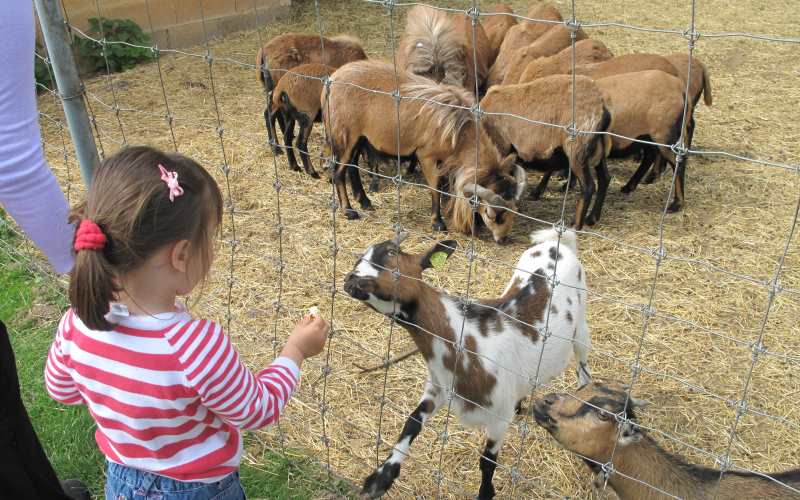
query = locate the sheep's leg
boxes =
[477,421,509,499]
[284,115,301,172]
[667,155,686,213]
[571,163,595,230]
[621,146,657,194]
[362,389,442,499]
[586,158,610,226]
[405,155,419,175]
[421,158,447,232]
[367,147,383,193]
[295,116,319,179]
[331,150,359,220]
[530,171,552,201]
[349,163,374,211]
[263,101,283,156]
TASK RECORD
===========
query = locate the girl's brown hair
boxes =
[69,146,223,330]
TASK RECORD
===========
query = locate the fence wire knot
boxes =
[470,103,483,120]
[466,7,480,25]
[716,454,732,472]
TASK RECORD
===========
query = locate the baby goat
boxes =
[534,381,800,499]
[344,229,592,499]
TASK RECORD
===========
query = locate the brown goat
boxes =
[500,24,593,85]
[255,33,367,156]
[322,60,526,242]
[534,382,800,499]
[271,63,332,178]
[486,2,563,87]
[520,52,678,84]
[482,3,517,63]
[481,75,612,229]
[396,5,493,94]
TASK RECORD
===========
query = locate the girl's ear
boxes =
[171,239,191,273]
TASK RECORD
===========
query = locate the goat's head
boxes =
[461,154,527,244]
[533,381,650,462]
[344,233,457,318]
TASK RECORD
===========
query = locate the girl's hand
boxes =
[281,314,330,365]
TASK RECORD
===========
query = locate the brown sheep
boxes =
[271,63,332,178]
[322,60,526,242]
[395,5,493,94]
[534,381,800,499]
[481,75,612,229]
[500,24,594,85]
[641,53,713,185]
[481,3,517,63]
[255,33,367,156]
[486,2,564,87]
[595,70,691,212]
[520,52,679,84]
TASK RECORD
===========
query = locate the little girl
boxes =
[45,145,329,499]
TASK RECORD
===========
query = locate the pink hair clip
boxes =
[158,164,184,202]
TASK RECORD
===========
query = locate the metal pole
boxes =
[33,0,99,187]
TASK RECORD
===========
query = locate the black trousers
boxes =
[0,320,71,499]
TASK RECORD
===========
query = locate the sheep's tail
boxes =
[701,64,713,107]
[256,47,274,92]
[530,228,577,254]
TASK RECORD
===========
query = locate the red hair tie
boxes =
[74,220,107,252]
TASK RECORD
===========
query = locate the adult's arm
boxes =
[0,1,74,274]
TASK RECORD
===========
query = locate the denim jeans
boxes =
[105,461,245,500]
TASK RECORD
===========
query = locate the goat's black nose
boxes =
[542,393,558,405]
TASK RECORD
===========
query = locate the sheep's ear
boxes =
[420,240,458,270]
[617,420,643,446]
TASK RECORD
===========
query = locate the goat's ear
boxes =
[420,240,458,270]
[617,420,643,446]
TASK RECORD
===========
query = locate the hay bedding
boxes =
[36,0,800,497]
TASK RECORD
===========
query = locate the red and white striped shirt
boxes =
[45,304,299,483]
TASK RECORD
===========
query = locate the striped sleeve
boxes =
[44,312,84,405]
[165,319,300,430]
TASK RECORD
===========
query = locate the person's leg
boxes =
[105,461,245,500]
[0,320,75,499]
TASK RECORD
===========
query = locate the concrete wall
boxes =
[58,0,291,49]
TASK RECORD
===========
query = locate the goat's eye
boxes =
[596,410,611,421]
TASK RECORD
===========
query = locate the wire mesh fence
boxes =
[16,0,800,497]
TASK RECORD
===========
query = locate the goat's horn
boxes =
[514,164,528,201]
[463,183,509,208]
[394,231,409,245]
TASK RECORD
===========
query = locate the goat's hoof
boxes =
[362,466,398,499]
[345,209,361,220]
[305,170,320,179]
[360,200,375,211]
[620,184,635,194]
[368,181,381,193]
[432,221,447,232]
[288,163,301,172]
[585,214,598,226]
[476,487,496,499]
[529,189,543,201]
[271,147,283,157]
[666,201,683,213]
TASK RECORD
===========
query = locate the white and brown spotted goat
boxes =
[344,229,592,498]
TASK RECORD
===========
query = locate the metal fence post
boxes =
[33,0,99,187]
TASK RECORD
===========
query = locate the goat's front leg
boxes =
[478,420,509,499]
[420,158,447,232]
[362,389,441,498]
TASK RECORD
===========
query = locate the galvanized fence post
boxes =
[33,0,99,186]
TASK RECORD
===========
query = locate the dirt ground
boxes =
[37,0,800,497]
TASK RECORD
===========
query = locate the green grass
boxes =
[0,218,352,499]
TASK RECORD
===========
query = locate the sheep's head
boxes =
[344,234,457,319]
[462,154,527,244]
[533,382,650,463]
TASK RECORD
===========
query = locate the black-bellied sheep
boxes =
[481,75,612,229]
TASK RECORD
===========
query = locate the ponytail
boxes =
[68,210,118,330]
[69,246,118,331]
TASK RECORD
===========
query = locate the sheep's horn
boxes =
[514,164,528,201]
[463,183,509,208]
[394,231,410,245]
